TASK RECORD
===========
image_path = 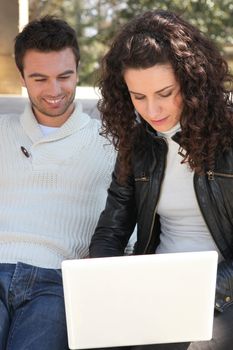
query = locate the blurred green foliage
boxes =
[29,0,233,85]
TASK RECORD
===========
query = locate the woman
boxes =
[89,9,233,350]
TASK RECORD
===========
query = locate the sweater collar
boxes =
[157,123,181,139]
[145,121,181,144]
[20,101,91,144]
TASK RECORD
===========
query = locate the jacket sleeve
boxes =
[89,157,137,257]
[215,259,233,312]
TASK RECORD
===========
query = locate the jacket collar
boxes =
[144,122,181,144]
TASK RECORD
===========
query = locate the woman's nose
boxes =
[146,101,162,118]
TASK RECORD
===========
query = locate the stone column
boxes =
[0,0,21,94]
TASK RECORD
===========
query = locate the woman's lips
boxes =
[150,116,169,124]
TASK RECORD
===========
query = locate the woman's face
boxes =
[123,64,183,133]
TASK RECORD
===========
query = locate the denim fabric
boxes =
[0,262,69,350]
[215,260,233,312]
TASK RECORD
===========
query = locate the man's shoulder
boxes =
[87,116,101,128]
[83,117,116,157]
[0,113,21,125]
[83,116,102,137]
[87,118,110,140]
[0,96,27,115]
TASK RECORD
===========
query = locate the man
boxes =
[0,16,115,350]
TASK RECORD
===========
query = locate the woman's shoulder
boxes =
[215,143,233,172]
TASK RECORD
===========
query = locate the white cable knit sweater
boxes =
[0,101,116,268]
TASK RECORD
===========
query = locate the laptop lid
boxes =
[62,251,218,349]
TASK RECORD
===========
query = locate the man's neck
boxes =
[32,103,75,127]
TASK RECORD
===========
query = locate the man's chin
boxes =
[33,105,72,118]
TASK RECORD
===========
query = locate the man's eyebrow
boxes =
[129,84,174,95]
[28,70,75,78]
[58,70,75,76]
[28,73,48,78]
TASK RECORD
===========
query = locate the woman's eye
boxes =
[134,95,145,100]
[160,91,172,98]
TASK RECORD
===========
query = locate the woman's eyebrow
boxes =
[156,84,174,93]
[129,90,144,96]
[129,84,174,95]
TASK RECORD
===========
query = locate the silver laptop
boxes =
[62,251,218,349]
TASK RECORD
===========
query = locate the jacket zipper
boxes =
[207,170,233,180]
[135,174,149,182]
[143,137,167,254]
[193,174,225,258]
[143,202,159,254]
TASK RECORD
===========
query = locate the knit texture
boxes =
[0,102,116,268]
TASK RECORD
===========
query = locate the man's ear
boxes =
[76,61,80,84]
[19,70,26,87]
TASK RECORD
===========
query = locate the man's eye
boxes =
[35,79,46,82]
[59,76,70,80]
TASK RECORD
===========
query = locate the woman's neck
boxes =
[157,122,181,138]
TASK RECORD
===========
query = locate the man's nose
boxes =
[46,80,62,96]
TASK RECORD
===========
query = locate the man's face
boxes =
[21,47,78,127]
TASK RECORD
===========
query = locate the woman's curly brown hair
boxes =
[97,9,233,184]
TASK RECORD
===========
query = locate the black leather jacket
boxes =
[90,126,233,312]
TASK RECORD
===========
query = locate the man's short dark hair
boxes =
[14,15,80,76]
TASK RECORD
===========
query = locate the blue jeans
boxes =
[0,262,69,350]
